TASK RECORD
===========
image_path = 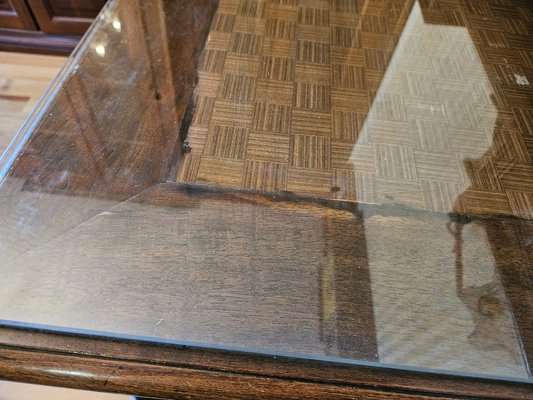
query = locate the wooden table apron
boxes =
[0,325,531,399]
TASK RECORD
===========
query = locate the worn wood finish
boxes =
[0,325,531,400]
[0,346,467,400]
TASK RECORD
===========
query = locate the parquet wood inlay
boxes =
[176,0,533,219]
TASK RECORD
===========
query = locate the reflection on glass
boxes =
[366,212,527,377]
[94,44,106,57]
[348,1,528,377]
[0,0,532,384]
[112,19,122,32]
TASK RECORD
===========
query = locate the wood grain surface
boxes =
[0,0,532,398]
[1,323,532,400]
[1,182,532,398]
[0,346,466,400]
[0,0,217,260]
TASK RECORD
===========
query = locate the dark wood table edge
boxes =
[0,28,80,55]
[0,324,531,399]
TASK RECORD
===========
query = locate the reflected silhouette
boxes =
[449,218,524,366]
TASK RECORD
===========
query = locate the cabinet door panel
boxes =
[48,0,106,18]
[27,0,106,35]
[0,0,36,30]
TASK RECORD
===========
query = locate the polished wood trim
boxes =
[0,347,442,400]
[0,325,530,400]
[0,28,79,55]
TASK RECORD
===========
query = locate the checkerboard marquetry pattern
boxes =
[176,0,533,219]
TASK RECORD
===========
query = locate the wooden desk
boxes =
[0,0,532,398]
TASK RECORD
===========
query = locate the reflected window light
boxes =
[46,369,95,379]
[95,44,106,57]
[112,19,121,32]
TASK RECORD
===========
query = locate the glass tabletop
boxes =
[1,0,532,383]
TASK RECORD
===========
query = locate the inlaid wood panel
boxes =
[176,0,533,219]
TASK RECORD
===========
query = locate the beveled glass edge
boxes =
[0,0,119,184]
[0,319,531,384]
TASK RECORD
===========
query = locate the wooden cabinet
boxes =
[0,0,106,54]
[27,0,106,35]
[0,0,36,30]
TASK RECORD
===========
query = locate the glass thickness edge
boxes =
[0,319,531,385]
[0,0,119,183]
